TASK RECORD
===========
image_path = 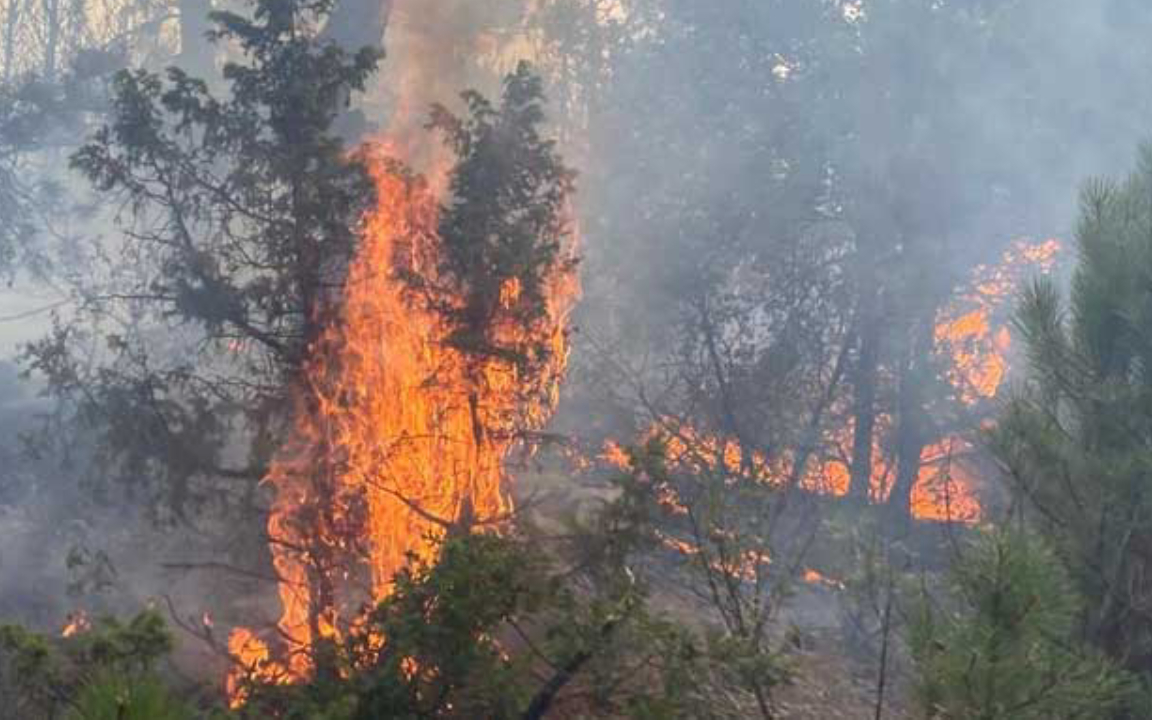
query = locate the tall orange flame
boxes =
[226,9,578,695]
[258,151,575,668]
[230,161,576,698]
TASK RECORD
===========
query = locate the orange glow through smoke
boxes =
[606,239,1060,527]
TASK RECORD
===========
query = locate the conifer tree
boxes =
[910,531,1133,719]
[995,145,1152,680]
[24,0,381,519]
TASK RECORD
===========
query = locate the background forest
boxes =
[3,0,1152,718]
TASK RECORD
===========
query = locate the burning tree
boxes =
[232,447,721,720]
[27,0,582,690]
[22,0,384,690]
[248,61,579,680]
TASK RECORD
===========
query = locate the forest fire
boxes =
[229,168,574,694]
[227,46,578,707]
[904,238,1061,520]
[816,239,1061,520]
[610,239,1060,526]
[8,0,1151,713]
[229,161,576,698]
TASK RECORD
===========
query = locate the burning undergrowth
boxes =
[599,238,1062,527]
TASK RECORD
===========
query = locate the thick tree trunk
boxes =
[887,373,924,519]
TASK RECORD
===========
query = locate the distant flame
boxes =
[803,568,845,590]
[910,238,1061,520]
[936,238,1060,405]
[61,610,90,638]
[605,239,1060,525]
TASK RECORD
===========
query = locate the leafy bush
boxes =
[0,609,187,719]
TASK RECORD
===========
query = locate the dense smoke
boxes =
[4,0,1152,715]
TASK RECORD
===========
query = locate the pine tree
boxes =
[994,145,1152,681]
[0,610,186,720]
[909,530,1133,719]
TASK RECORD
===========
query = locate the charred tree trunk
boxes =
[887,373,923,520]
[849,288,880,500]
[887,316,934,519]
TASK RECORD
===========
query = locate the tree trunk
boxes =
[887,317,934,519]
[2,0,19,81]
[849,289,880,500]
[42,0,59,79]
[887,376,923,519]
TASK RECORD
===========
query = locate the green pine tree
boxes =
[994,144,1152,682]
[909,530,1133,719]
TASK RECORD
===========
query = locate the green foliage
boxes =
[72,610,174,670]
[615,436,794,719]
[67,670,191,720]
[235,458,709,719]
[0,609,185,719]
[909,531,1134,719]
[994,145,1152,679]
[350,534,550,719]
[24,0,381,519]
[424,60,577,374]
[235,531,688,719]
